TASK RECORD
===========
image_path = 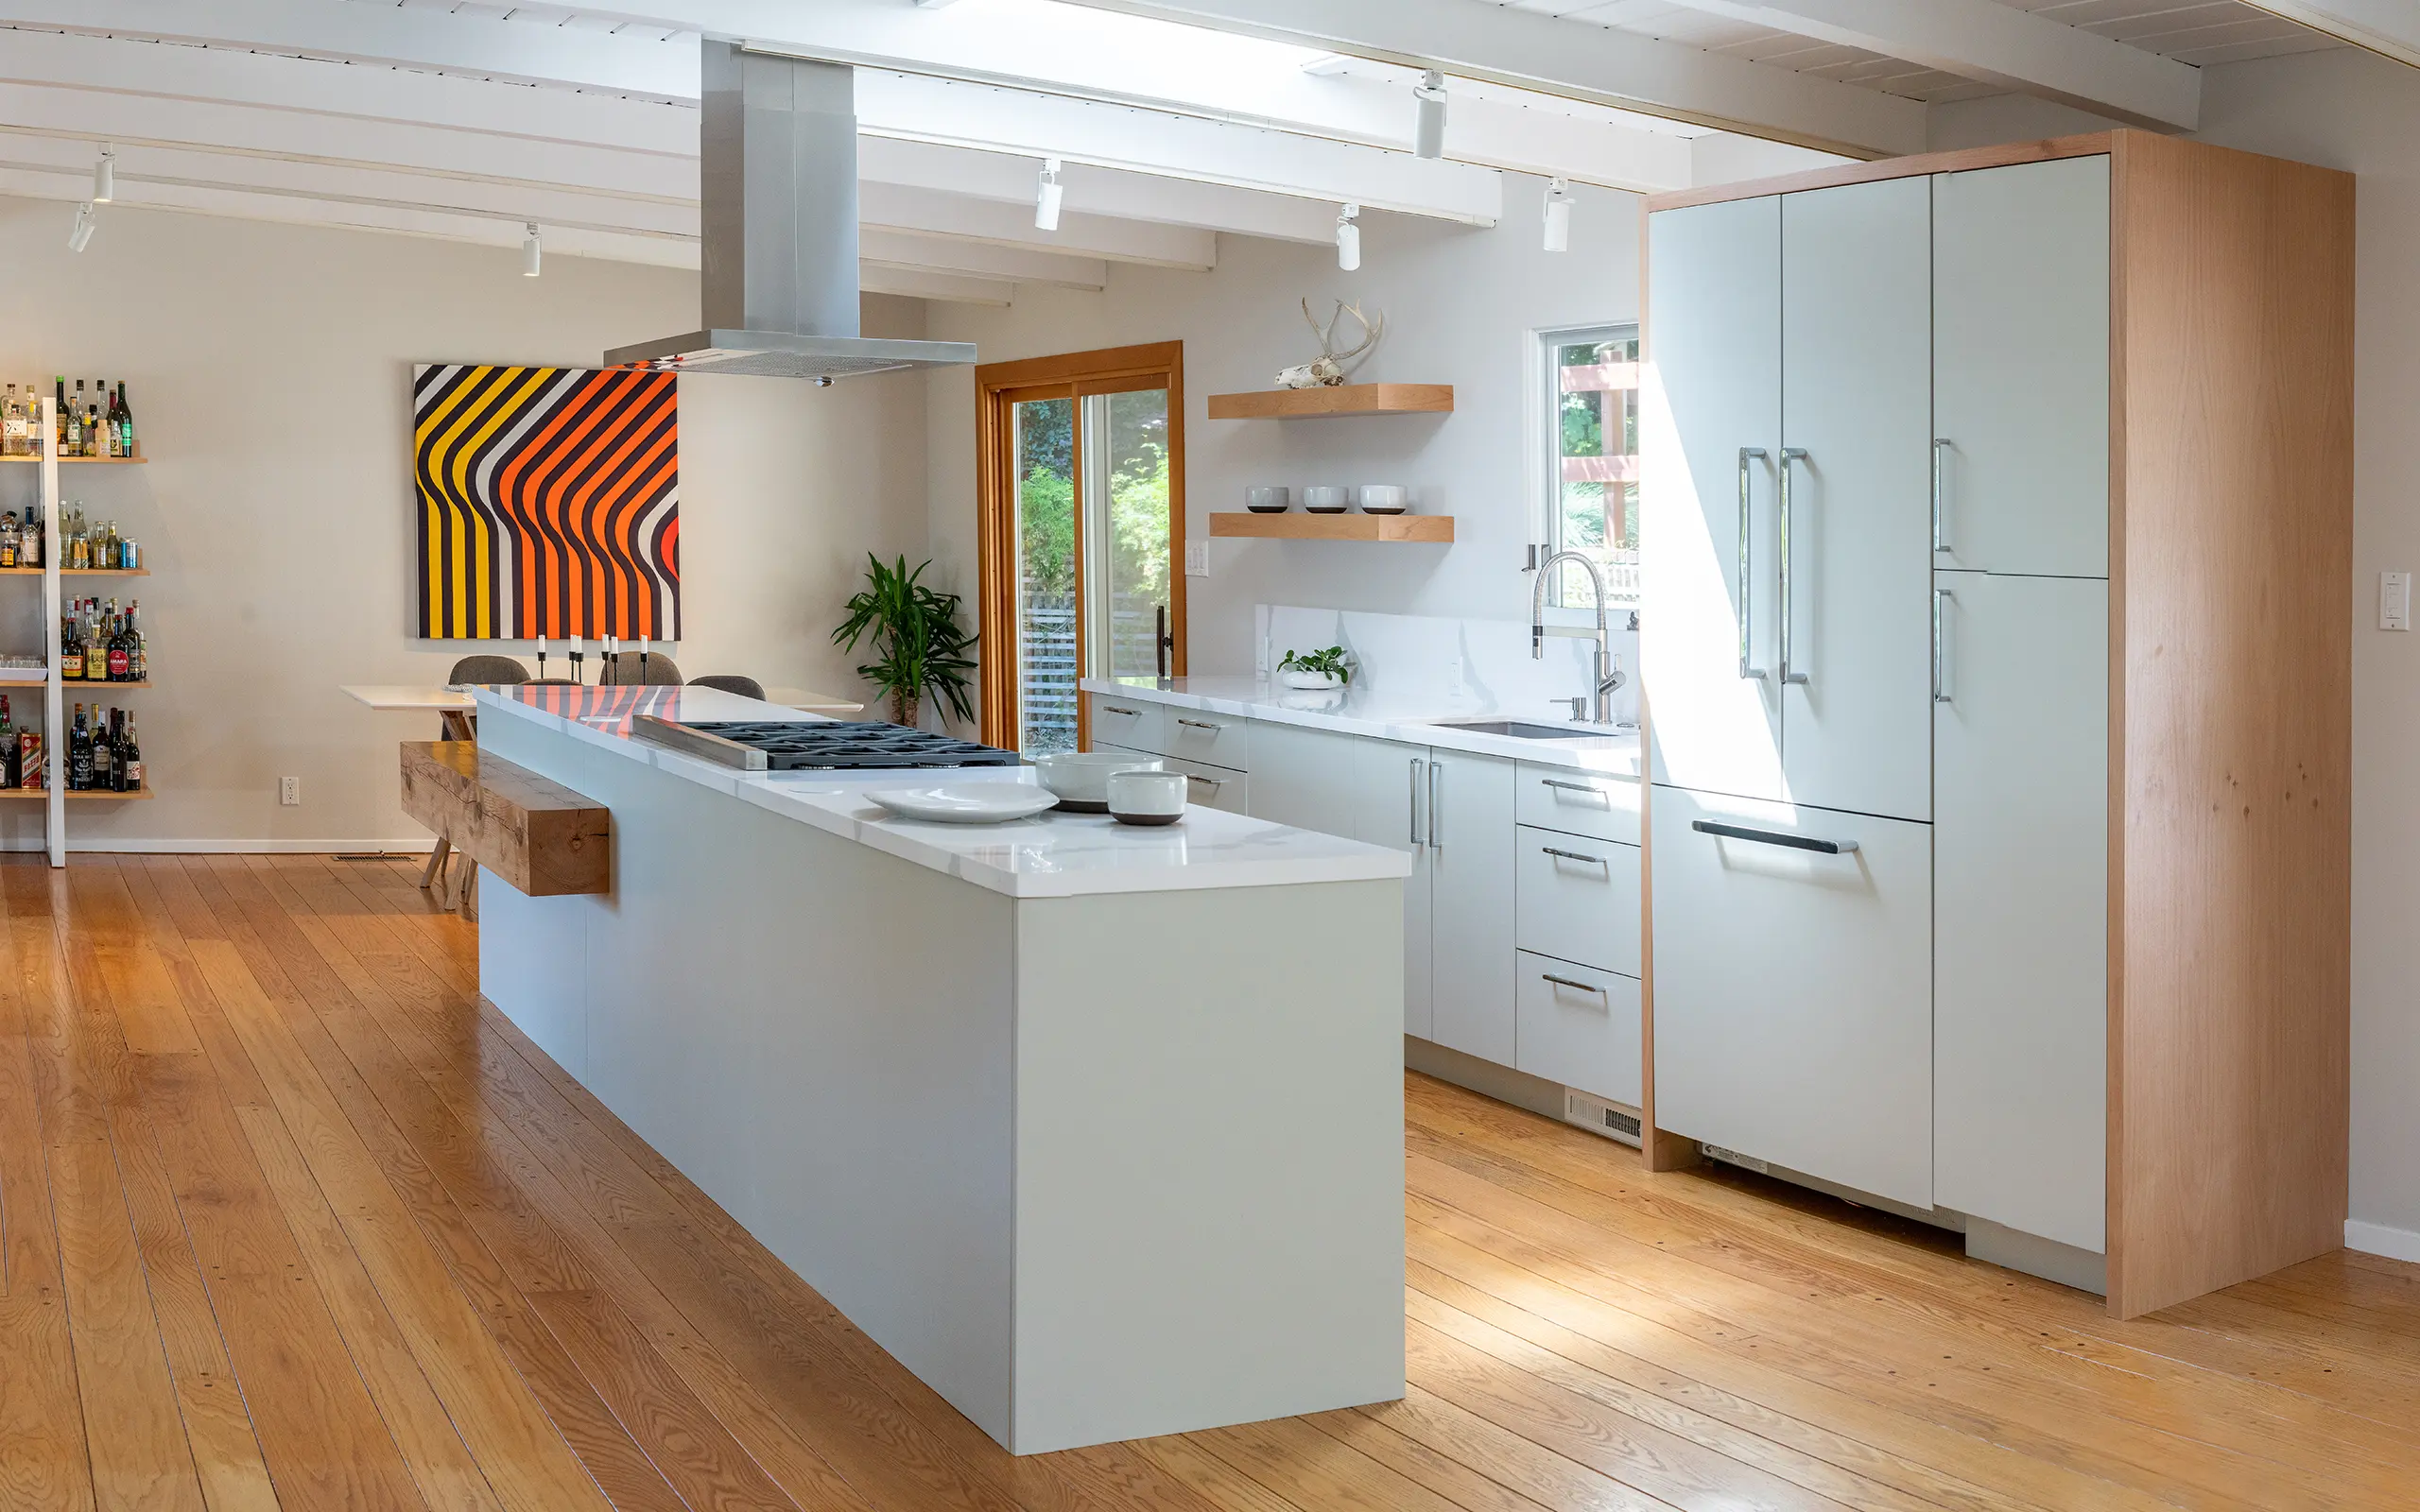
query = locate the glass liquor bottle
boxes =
[119,715,140,792]
[67,705,89,791]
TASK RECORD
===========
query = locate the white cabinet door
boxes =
[1350,736,1434,1040]
[1934,571,2109,1252]
[1246,720,1358,835]
[1515,954,1641,1108]
[1644,195,1785,804]
[1934,157,2110,579]
[1651,784,1935,1209]
[1515,827,1642,978]
[1426,751,1516,1064]
[1778,177,1935,822]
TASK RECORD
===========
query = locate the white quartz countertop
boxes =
[469,683,1412,900]
[1080,676,1643,777]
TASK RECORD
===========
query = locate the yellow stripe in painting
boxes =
[458,367,554,635]
[417,367,492,635]
[425,366,497,636]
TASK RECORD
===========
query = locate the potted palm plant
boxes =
[832,554,977,730]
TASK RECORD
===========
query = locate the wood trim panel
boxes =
[974,344,1185,751]
[1645,132,2116,214]
[2105,131,2354,1318]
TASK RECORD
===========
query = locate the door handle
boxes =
[1541,972,1609,999]
[1540,777,1609,804]
[1542,846,1606,867]
[1737,445,1768,680]
[1931,438,1954,555]
[1174,717,1220,733]
[1778,447,1808,686]
[1101,704,1139,718]
[1933,586,1956,704]
[1408,757,1426,846]
[1691,817,1858,854]
[1427,760,1444,850]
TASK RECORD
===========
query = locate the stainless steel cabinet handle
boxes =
[1931,438,1954,554]
[1408,757,1426,846]
[1101,704,1139,717]
[1933,586,1956,704]
[1691,817,1858,854]
[1737,445,1768,680]
[1428,761,1444,850]
[1542,846,1606,866]
[1541,972,1609,998]
[1174,717,1220,733]
[1778,447,1808,686]
[1540,778,1609,804]
[1187,773,1224,790]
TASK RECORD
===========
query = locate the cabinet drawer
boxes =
[1085,693,1162,754]
[1163,708,1250,769]
[1516,765,1642,847]
[1159,752,1249,814]
[1514,954,1641,1108]
[1515,826,1641,976]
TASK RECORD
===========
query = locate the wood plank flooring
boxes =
[3,853,2415,1512]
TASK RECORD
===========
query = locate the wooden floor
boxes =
[6,856,2419,1512]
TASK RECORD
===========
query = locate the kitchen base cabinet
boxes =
[1351,737,1435,1040]
[1515,825,1642,977]
[1650,785,1934,1211]
[1514,953,1640,1107]
[1425,751,1516,1066]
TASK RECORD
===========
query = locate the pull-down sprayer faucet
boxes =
[1530,551,1625,725]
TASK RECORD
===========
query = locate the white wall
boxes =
[0,196,927,850]
[1936,50,2420,1260]
[923,175,1644,685]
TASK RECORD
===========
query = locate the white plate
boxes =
[867,783,1059,824]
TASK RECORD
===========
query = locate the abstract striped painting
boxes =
[413,363,679,640]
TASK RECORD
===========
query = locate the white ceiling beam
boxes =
[2234,1,2420,69]
[1048,0,1926,157]
[858,228,1109,291]
[862,136,1335,244]
[857,177,1216,268]
[856,266,1015,306]
[1654,0,2199,130]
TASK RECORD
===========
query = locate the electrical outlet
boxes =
[1184,541,1208,577]
[279,776,301,806]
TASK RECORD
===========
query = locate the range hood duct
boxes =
[605,42,977,381]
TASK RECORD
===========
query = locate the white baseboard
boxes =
[0,837,434,854]
[2345,1220,2420,1264]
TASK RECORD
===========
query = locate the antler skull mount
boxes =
[1275,299,1385,389]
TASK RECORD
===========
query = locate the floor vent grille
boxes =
[1564,1089,1641,1147]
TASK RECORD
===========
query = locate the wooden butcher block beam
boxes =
[400,741,611,898]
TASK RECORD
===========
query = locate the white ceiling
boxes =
[1505,0,2342,104]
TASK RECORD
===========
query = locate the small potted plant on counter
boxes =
[833,554,977,729]
[1277,645,1354,690]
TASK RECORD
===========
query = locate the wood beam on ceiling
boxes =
[1652,0,2200,130]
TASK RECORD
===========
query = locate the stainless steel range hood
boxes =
[606,42,976,382]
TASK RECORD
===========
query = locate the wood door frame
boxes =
[975,341,1185,751]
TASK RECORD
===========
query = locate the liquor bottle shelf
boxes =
[0,456,147,465]
[60,680,151,689]
[0,567,149,576]
[0,788,153,799]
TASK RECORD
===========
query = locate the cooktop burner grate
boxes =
[669,720,1024,771]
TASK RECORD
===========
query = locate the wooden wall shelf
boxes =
[1210,511,1454,543]
[1205,384,1453,420]
[0,455,147,465]
[0,788,153,799]
[0,567,150,576]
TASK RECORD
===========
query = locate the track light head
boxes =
[522,221,542,278]
[1543,178,1573,254]
[1035,157,1064,232]
[1412,71,1447,160]
[1336,202,1360,272]
[92,145,114,204]
[67,201,95,254]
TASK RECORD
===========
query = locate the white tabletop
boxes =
[342,684,476,711]
[767,687,866,713]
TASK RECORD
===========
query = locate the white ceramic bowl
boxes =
[1358,484,1409,514]
[1108,767,1188,826]
[1302,485,1350,513]
[1033,750,1164,812]
[1244,485,1290,513]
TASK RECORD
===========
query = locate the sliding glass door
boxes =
[978,345,1184,753]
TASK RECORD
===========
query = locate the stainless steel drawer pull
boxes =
[1542,847,1606,866]
[1408,757,1426,845]
[1187,774,1224,790]
[1541,973,1608,998]
[1175,717,1220,732]
[1101,704,1140,717]
[1539,778,1610,802]
[1691,818,1858,854]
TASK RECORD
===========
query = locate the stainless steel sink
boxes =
[1426,719,1600,740]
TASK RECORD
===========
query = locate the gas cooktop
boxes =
[631,715,1023,772]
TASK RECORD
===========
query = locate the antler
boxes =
[1302,298,1343,354]
[1329,303,1384,370]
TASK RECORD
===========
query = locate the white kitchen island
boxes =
[470,684,1412,1455]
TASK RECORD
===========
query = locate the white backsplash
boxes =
[1254,604,1641,727]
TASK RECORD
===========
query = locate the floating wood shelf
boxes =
[0,455,147,465]
[0,788,154,799]
[0,567,150,576]
[1205,384,1453,420]
[62,680,151,689]
[1210,511,1454,543]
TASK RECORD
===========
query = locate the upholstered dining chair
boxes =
[687,674,767,700]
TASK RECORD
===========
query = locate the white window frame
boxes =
[1527,320,1640,612]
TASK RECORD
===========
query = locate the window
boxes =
[976,344,1184,754]
[1534,323,1640,610]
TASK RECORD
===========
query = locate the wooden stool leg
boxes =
[420,834,451,891]
[458,864,478,922]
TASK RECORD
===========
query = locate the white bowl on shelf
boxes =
[1357,485,1409,514]
[1302,486,1350,513]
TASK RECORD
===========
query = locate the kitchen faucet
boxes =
[1530,550,1625,725]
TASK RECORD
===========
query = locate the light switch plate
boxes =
[1184,541,1208,577]
[2383,571,2411,631]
